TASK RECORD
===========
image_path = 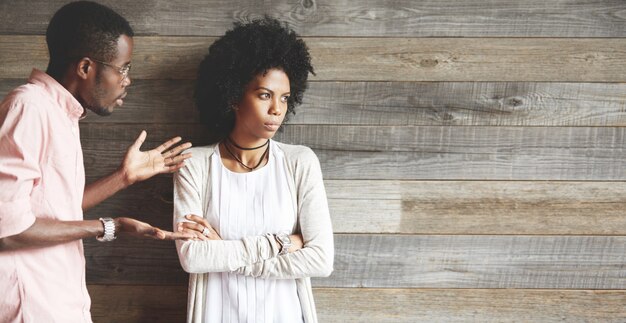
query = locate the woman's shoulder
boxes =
[272,140,317,162]
[185,144,217,156]
[181,144,218,169]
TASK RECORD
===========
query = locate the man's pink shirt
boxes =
[0,69,91,322]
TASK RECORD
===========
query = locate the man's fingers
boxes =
[162,142,192,158]
[159,230,196,241]
[153,229,166,239]
[164,153,192,167]
[162,158,190,174]
[129,130,147,151]
[154,136,182,153]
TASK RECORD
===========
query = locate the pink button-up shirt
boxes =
[0,69,91,322]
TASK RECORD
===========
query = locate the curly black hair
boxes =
[45,1,134,79]
[194,17,314,143]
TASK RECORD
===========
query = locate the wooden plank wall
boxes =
[1,0,625,322]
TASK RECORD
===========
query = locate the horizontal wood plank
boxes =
[3,0,626,37]
[4,79,625,126]
[78,124,626,180]
[84,178,626,235]
[84,235,626,289]
[87,285,626,323]
[3,36,626,81]
[314,288,626,323]
[321,235,626,289]
[88,284,187,322]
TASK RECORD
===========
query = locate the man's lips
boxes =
[116,92,127,106]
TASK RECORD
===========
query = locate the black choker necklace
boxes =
[227,137,269,150]
[223,139,270,171]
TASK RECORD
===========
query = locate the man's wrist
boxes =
[96,217,117,242]
[116,167,134,187]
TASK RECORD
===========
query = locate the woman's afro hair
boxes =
[194,17,314,142]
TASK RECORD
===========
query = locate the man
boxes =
[0,2,194,322]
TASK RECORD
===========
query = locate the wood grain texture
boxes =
[3,36,626,81]
[314,288,626,323]
[322,235,626,289]
[88,284,187,322]
[3,0,626,37]
[78,123,626,180]
[327,180,626,235]
[84,177,626,235]
[87,285,626,323]
[4,79,625,126]
[84,234,626,289]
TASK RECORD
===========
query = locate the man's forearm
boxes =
[0,218,104,251]
[82,169,129,210]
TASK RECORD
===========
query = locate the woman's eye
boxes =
[281,96,290,103]
[259,93,270,99]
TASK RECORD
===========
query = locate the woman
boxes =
[173,18,334,323]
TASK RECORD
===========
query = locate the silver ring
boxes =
[201,226,210,237]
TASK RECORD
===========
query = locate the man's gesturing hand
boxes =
[120,130,192,185]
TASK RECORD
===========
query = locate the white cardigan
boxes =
[173,141,334,323]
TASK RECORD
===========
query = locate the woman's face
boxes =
[232,68,291,143]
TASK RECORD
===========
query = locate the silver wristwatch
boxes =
[97,217,116,242]
[275,232,291,255]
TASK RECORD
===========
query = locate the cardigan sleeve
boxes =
[234,147,334,278]
[173,148,281,274]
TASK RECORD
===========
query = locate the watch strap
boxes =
[97,217,116,242]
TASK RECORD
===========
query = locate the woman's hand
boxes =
[177,214,222,241]
[288,234,304,253]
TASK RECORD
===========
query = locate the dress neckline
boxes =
[215,140,273,175]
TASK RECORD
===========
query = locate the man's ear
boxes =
[75,58,93,80]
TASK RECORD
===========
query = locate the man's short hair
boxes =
[46,1,134,77]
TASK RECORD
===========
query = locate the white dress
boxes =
[202,142,304,323]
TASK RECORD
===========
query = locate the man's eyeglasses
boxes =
[89,58,131,82]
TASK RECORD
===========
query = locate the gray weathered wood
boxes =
[78,123,626,180]
[3,36,626,81]
[3,0,626,37]
[4,79,625,126]
[297,81,626,126]
[87,285,626,323]
[84,235,626,289]
[314,288,626,323]
[84,177,626,235]
[320,235,626,289]
[326,180,626,234]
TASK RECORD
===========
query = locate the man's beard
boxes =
[87,70,114,116]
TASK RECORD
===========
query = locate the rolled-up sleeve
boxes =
[0,99,43,238]
[235,148,334,279]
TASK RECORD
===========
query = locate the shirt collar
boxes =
[27,69,84,121]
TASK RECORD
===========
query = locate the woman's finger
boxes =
[177,224,210,241]
[179,221,206,233]
[185,214,210,227]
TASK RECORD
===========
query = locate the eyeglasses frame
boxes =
[88,57,131,82]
